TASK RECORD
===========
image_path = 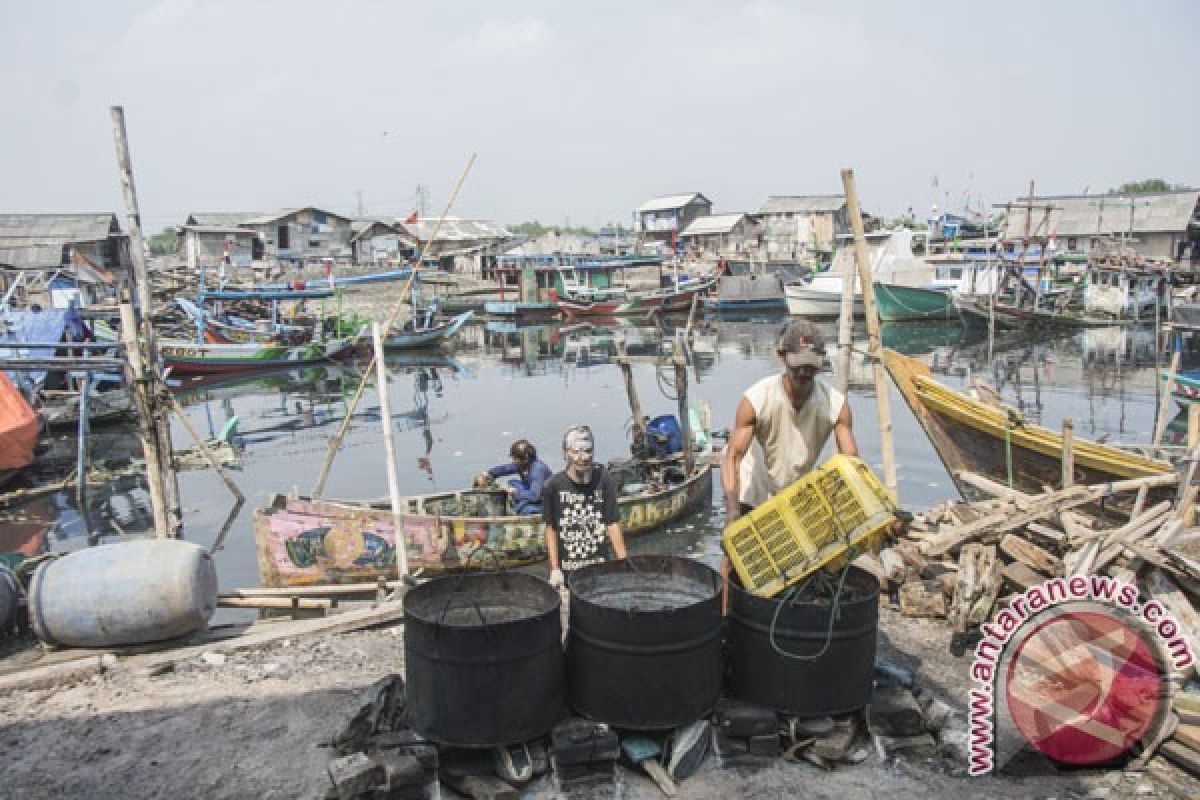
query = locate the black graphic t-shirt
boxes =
[541,468,620,571]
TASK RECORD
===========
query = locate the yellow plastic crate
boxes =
[723,455,897,597]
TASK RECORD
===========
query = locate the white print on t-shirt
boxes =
[556,488,607,569]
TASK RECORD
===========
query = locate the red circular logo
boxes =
[1004,609,1165,765]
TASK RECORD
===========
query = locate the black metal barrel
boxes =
[726,566,878,716]
[404,571,563,747]
[567,556,723,730]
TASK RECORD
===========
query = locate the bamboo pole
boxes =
[1153,351,1181,447]
[1061,418,1075,488]
[1189,404,1200,450]
[842,169,897,501]
[111,106,182,534]
[312,154,476,497]
[372,323,409,579]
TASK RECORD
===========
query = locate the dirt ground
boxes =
[2,606,1196,800]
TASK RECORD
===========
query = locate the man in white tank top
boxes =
[719,320,859,600]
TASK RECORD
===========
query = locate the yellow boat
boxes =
[884,349,1172,517]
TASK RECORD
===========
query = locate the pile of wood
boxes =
[857,468,1200,777]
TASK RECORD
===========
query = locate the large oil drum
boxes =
[404,571,563,747]
[726,566,878,716]
[28,539,217,647]
[567,556,722,730]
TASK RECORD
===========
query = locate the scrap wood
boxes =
[949,544,999,634]
[1094,514,1178,573]
[898,580,947,618]
[955,470,1095,532]
[998,533,1061,576]
[1145,570,1200,679]
[1159,741,1200,777]
[1002,561,1048,591]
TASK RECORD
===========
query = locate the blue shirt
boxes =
[488,459,552,513]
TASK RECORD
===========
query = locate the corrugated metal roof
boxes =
[183,225,258,235]
[0,213,120,242]
[758,195,845,214]
[350,219,398,236]
[185,212,262,227]
[680,213,749,236]
[242,207,353,226]
[1001,191,1200,237]
[636,193,710,213]
[400,217,511,241]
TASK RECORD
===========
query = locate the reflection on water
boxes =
[1,317,1187,592]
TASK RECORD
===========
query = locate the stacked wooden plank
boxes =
[859,469,1200,777]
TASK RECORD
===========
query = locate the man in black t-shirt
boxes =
[542,425,627,587]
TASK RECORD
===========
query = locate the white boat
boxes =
[784,229,937,317]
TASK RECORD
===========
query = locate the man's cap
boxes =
[776,320,825,368]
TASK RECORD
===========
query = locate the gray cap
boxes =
[776,319,825,368]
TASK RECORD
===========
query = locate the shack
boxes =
[756,195,852,261]
[398,216,511,274]
[678,212,763,257]
[1001,190,1200,268]
[634,193,713,250]
[239,207,355,268]
[181,212,262,274]
[350,219,408,266]
[0,213,129,307]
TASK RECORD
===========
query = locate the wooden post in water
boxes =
[1061,419,1075,488]
[617,345,646,443]
[835,222,857,395]
[111,106,181,535]
[1153,350,1181,448]
[118,295,172,537]
[1188,404,1200,451]
[673,351,694,476]
[842,168,898,501]
[372,323,409,579]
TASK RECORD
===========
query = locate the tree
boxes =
[146,227,179,255]
[1109,179,1192,195]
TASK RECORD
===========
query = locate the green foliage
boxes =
[508,220,626,237]
[147,227,179,255]
[1109,179,1193,195]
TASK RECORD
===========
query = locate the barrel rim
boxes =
[403,569,560,628]
[568,555,721,613]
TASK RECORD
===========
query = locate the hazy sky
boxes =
[2,0,1197,233]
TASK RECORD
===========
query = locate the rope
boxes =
[766,561,852,661]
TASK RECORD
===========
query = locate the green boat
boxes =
[1162,368,1200,406]
[873,281,957,322]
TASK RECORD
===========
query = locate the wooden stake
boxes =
[1061,418,1074,488]
[835,226,857,396]
[118,296,171,537]
[617,348,646,442]
[842,168,897,501]
[1153,351,1181,447]
[372,323,409,579]
[1189,404,1200,450]
[673,351,694,477]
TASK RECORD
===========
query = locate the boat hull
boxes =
[784,283,864,317]
[873,283,955,322]
[557,280,714,317]
[383,311,472,350]
[160,337,357,375]
[253,465,714,587]
[884,349,1172,519]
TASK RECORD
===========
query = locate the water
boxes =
[4,315,1184,602]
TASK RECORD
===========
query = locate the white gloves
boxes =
[548,569,564,589]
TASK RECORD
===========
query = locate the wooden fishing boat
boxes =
[1162,369,1200,407]
[953,293,1117,330]
[159,335,360,375]
[884,348,1173,517]
[702,274,787,313]
[483,300,561,322]
[0,372,38,488]
[383,310,472,349]
[253,461,713,587]
[555,277,715,317]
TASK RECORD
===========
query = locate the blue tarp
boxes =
[1,309,68,384]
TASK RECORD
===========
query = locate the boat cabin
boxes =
[1083,264,1168,320]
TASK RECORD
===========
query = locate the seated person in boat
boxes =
[542,425,627,589]
[719,320,858,601]
[474,438,551,514]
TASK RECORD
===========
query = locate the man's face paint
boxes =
[564,428,594,471]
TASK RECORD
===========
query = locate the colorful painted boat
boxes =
[159,335,360,375]
[873,282,956,322]
[555,277,716,317]
[383,311,472,349]
[483,301,562,321]
[1163,369,1200,406]
[253,462,713,586]
[884,348,1172,518]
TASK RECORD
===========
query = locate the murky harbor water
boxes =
[8,316,1181,602]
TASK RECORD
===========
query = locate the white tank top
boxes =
[737,374,845,507]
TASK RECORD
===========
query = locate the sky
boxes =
[2,0,1198,233]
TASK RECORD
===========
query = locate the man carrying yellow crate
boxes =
[719,320,859,607]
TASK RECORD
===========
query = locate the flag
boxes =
[405,211,418,225]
